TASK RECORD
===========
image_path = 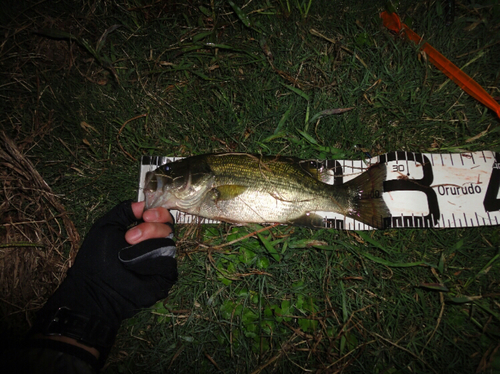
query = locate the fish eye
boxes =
[159,164,182,180]
[301,160,318,168]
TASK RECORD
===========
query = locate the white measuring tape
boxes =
[138,151,500,230]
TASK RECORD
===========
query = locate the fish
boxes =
[144,153,390,229]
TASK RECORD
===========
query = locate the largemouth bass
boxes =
[144,153,389,229]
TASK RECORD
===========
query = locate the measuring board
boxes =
[138,151,500,230]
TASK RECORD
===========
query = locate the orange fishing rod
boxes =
[380,11,500,119]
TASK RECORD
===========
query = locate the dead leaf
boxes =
[80,121,99,134]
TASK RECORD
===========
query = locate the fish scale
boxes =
[208,155,326,200]
[200,155,332,223]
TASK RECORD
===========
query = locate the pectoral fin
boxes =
[214,185,248,201]
[289,213,324,228]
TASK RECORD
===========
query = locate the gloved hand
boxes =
[32,200,178,359]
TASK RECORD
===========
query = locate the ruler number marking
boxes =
[383,153,440,228]
[392,164,405,173]
[483,153,500,212]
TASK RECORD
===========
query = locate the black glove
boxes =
[31,200,178,360]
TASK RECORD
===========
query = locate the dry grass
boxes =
[0,133,79,341]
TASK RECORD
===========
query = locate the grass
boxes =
[1,0,500,373]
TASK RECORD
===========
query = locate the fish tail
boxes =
[343,163,389,229]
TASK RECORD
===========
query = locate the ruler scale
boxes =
[138,151,500,230]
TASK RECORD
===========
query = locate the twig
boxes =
[168,344,184,370]
[116,114,147,161]
[250,334,298,374]
[282,321,315,340]
[456,40,500,58]
[367,330,439,374]
[204,351,223,372]
[212,223,279,250]
[420,280,445,355]
[0,242,44,248]
[309,28,373,76]
[325,339,376,370]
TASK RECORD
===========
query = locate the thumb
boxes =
[118,238,178,277]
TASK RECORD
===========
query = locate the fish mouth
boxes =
[144,171,164,209]
[145,171,162,193]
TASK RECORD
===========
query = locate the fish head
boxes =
[144,157,214,210]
